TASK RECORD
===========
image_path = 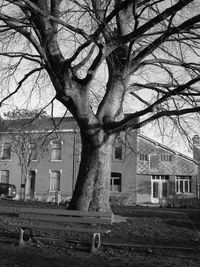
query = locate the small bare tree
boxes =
[4,109,51,200]
[0,1,200,210]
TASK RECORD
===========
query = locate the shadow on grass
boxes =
[112,206,183,219]
[0,245,84,267]
[166,220,192,229]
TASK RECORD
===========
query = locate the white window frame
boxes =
[51,140,62,161]
[151,175,169,202]
[110,172,122,192]
[49,170,61,192]
[176,176,192,194]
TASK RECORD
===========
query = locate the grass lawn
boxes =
[0,201,199,266]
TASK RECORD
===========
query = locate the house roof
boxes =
[0,116,78,132]
[0,115,196,164]
[137,134,197,176]
[138,134,195,163]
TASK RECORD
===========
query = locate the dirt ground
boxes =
[0,201,200,267]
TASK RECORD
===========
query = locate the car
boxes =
[0,183,16,199]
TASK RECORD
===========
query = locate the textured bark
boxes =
[69,131,116,211]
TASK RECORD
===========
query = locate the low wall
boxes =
[162,197,200,208]
[109,193,136,206]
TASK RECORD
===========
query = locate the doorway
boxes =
[151,175,169,203]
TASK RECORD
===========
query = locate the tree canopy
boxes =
[0,0,199,134]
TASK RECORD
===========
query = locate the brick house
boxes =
[0,117,137,203]
[136,134,198,204]
[0,117,198,204]
[0,117,78,202]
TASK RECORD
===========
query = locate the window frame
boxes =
[114,144,123,160]
[139,154,149,161]
[51,140,62,161]
[176,176,192,194]
[160,154,172,162]
[49,170,61,192]
[0,170,9,183]
[1,143,11,161]
[149,154,158,169]
[110,172,122,192]
[29,143,38,161]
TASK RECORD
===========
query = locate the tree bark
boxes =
[68,130,116,211]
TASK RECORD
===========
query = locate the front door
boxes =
[151,175,169,203]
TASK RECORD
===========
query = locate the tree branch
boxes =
[0,67,43,107]
[18,0,90,40]
[104,76,200,133]
[119,0,194,45]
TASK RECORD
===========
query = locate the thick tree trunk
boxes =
[68,131,116,211]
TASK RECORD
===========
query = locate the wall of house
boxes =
[0,136,21,191]
[136,136,198,204]
[192,135,200,198]
[109,130,137,205]
[30,131,77,202]
[136,174,177,204]
[137,137,197,176]
[1,122,197,206]
[32,133,73,200]
[136,174,151,203]
[0,131,76,202]
[0,128,138,205]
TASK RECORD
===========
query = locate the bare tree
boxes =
[3,109,51,201]
[0,0,200,211]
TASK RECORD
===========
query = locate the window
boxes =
[110,172,121,192]
[29,143,37,161]
[152,175,169,199]
[114,145,122,160]
[139,154,148,161]
[1,143,11,160]
[51,140,62,160]
[50,171,60,191]
[176,176,192,193]
[152,175,169,180]
[150,154,158,169]
[0,170,9,183]
[160,154,172,162]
